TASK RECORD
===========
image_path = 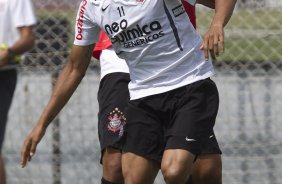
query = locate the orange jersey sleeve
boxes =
[92,32,112,60]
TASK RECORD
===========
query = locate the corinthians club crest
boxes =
[107,108,126,137]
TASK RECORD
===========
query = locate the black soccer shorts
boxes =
[0,69,17,152]
[123,78,221,163]
[97,72,130,160]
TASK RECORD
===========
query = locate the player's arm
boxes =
[10,26,36,55]
[20,44,95,168]
[201,0,237,60]
[0,26,35,68]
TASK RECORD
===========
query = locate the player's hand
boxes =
[200,23,224,61]
[0,50,9,68]
[21,124,47,168]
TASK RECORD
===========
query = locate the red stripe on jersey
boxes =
[182,0,196,29]
[93,2,196,60]
[92,32,112,60]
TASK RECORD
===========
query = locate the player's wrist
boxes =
[211,17,225,28]
[0,44,21,64]
[37,120,49,131]
[7,48,21,64]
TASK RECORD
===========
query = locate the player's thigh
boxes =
[122,152,159,184]
[102,147,123,182]
[193,153,222,173]
[192,130,222,184]
[161,149,195,179]
[194,130,222,175]
[102,147,122,166]
[122,98,163,183]
[192,154,222,184]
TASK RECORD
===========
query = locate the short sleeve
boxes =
[73,0,101,46]
[183,0,197,6]
[11,0,36,27]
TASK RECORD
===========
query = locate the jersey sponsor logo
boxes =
[76,0,87,40]
[172,4,185,17]
[105,19,165,48]
[123,31,165,48]
[107,108,126,137]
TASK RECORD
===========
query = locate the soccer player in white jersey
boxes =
[21,0,237,184]
[94,2,222,184]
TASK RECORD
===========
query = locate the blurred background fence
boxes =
[3,0,282,183]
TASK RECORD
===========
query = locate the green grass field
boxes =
[196,9,282,62]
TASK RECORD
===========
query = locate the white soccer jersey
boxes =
[0,0,36,47]
[74,0,215,100]
[100,47,129,80]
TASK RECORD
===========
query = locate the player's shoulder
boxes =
[79,0,103,12]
